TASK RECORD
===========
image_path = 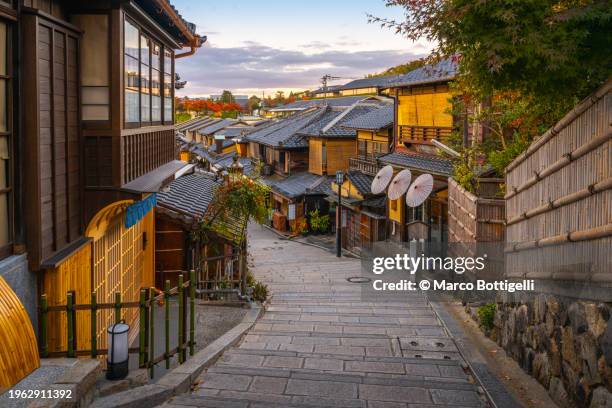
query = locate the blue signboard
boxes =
[124,193,157,229]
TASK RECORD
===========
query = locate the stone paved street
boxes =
[163,224,488,407]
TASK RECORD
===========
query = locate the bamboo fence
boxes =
[504,80,611,285]
[40,271,197,378]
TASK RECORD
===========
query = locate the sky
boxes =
[173,0,432,98]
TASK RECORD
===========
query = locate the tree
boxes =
[220,90,236,104]
[369,0,611,111]
[247,95,261,114]
[368,58,427,77]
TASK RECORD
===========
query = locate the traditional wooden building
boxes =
[245,107,320,176]
[155,172,248,292]
[0,0,204,368]
[301,99,393,176]
[328,171,386,253]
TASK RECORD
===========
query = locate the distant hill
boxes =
[367,58,427,78]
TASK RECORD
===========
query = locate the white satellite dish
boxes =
[406,173,434,207]
[387,169,412,201]
[371,165,394,195]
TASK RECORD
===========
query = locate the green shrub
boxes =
[477,303,496,332]
[308,209,330,233]
[246,272,256,288]
[252,282,269,303]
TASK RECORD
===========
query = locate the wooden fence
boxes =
[504,80,611,285]
[448,177,505,244]
[40,271,197,378]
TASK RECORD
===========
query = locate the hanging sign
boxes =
[287,204,296,221]
[125,193,157,229]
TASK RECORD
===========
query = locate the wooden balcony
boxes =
[399,125,452,145]
[349,156,380,176]
[122,126,176,185]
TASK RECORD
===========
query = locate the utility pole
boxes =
[335,171,345,257]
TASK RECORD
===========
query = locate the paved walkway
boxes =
[164,225,488,407]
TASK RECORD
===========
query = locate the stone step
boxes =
[221,347,466,366]
[165,393,366,407]
[207,363,474,387]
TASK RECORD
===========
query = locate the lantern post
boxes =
[335,171,344,258]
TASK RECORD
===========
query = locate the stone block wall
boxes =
[494,294,612,407]
[0,254,37,332]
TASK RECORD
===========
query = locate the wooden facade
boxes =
[505,80,611,284]
[395,84,453,148]
[308,137,356,176]
[0,0,202,379]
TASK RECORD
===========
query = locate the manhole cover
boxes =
[347,277,371,283]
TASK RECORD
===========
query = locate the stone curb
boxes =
[28,359,101,408]
[89,304,263,408]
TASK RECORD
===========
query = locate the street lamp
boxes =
[335,171,345,258]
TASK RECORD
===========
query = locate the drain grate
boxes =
[346,277,372,283]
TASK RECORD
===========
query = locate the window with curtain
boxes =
[0,21,12,257]
[163,49,173,123]
[124,19,139,123]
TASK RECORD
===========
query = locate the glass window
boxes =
[151,44,161,122]
[163,49,173,123]
[124,19,139,123]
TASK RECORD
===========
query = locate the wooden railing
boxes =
[349,156,380,176]
[122,127,176,184]
[399,125,452,144]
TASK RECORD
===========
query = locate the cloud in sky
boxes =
[176,42,424,97]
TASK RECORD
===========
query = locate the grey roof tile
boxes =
[267,95,367,112]
[379,151,454,176]
[341,105,394,130]
[387,59,458,88]
[245,108,326,149]
[266,172,324,199]
[346,171,374,196]
[198,119,238,135]
[157,173,220,218]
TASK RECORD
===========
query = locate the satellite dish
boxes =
[371,165,394,195]
[406,174,434,207]
[387,169,412,201]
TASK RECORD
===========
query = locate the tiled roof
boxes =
[157,172,220,219]
[212,153,255,176]
[245,108,326,149]
[341,105,393,130]
[346,171,374,196]
[387,59,458,88]
[361,196,386,208]
[198,119,238,135]
[379,151,454,176]
[339,76,402,91]
[177,117,218,132]
[299,102,391,138]
[215,126,254,138]
[267,96,367,112]
[267,172,324,199]
[207,139,236,153]
[306,176,335,196]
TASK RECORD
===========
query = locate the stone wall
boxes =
[493,293,612,407]
[0,254,37,332]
